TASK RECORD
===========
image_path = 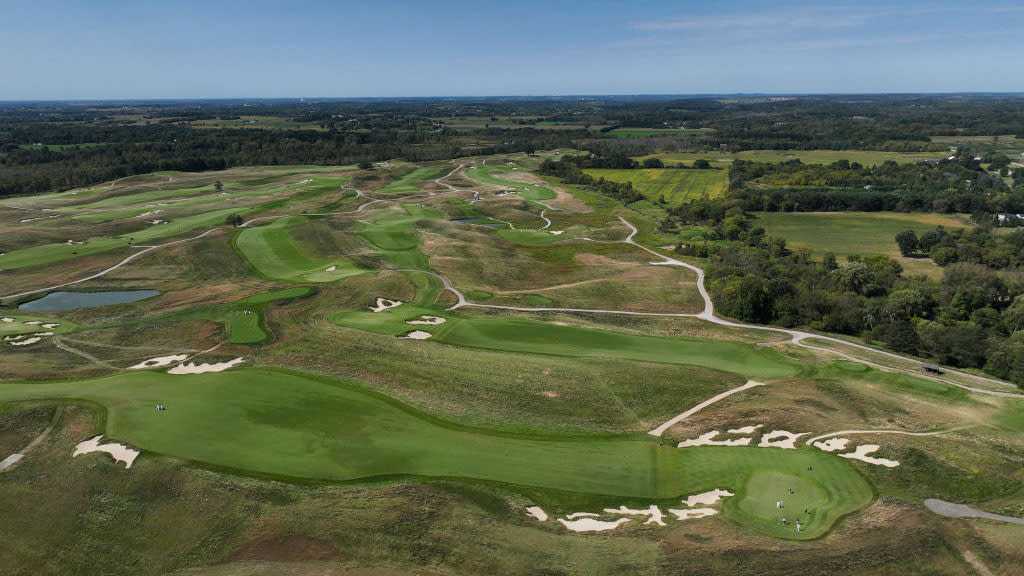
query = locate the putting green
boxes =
[733,471,831,538]
[234,216,366,282]
[0,368,871,537]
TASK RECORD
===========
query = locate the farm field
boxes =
[753,211,970,274]
[584,168,728,203]
[1,152,1022,575]
[637,149,948,166]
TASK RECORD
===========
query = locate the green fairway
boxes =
[379,167,443,194]
[0,314,76,336]
[357,204,441,269]
[753,212,969,263]
[0,368,871,537]
[584,168,728,204]
[234,217,366,282]
[0,237,129,271]
[331,312,799,381]
[465,165,557,200]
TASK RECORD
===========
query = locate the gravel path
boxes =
[0,406,62,472]
[648,380,766,437]
[924,499,1024,525]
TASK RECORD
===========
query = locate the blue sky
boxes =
[2,0,1022,99]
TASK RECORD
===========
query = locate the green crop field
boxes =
[753,211,969,266]
[584,168,728,204]
[637,150,947,166]
[608,128,710,138]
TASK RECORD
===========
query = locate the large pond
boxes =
[19,290,159,312]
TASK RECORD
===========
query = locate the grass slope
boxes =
[234,217,365,282]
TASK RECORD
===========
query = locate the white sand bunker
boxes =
[399,330,432,340]
[23,320,41,325]
[549,230,564,235]
[129,354,189,370]
[682,489,734,508]
[168,357,245,374]
[558,517,631,533]
[667,508,718,520]
[839,444,900,467]
[406,315,446,325]
[727,424,762,435]
[758,430,808,449]
[9,337,41,346]
[1,317,14,323]
[677,431,752,448]
[325,265,337,272]
[813,438,850,452]
[526,506,548,522]
[41,323,59,329]
[369,298,402,312]
[604,505,666,526]
[73,435,139,469]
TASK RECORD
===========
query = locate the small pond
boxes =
[19,290,159,312]
[452,218,483,223]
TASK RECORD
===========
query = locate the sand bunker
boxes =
[813,438,850,452]
[399,330,432,340]
[9,337,41,346]
[604,505,666,526]
[550,230,564,235]
[727,424,763,435]
[19,217,43,223]
[138,210,163,218]
[41,323,59,329]
[677,431,753,448]
[406,315,446,325]
[839,444,900,467]
[557,517,631,533]
[1,317,13,323]
[148,219,165,225]
[167,357,245,374]
[758,430,808,449]
[682,489,734,508]
[526,506,548,522]
[23,320,41,325]
[667,508,718,520]
[73,435,139,469]
[65,240,84,245]
[369,297,402,312]
[129,354,189,369]
[325,265,337,272]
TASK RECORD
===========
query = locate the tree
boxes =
[358,160,374,170]
[225,214,244,227]
[822,252,838,271]
[693,158,712,169]
[895,229,919,256]
[214,180,223,193]
[642,157,664,169]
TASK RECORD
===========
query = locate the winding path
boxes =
[924,499,1024,525]
[0,406,62,472]
[805,428,961,445]
[648,380,766,437]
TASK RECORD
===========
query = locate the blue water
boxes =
[19,290,160,312]
[452,218,483,223]
[480,222,508,227]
